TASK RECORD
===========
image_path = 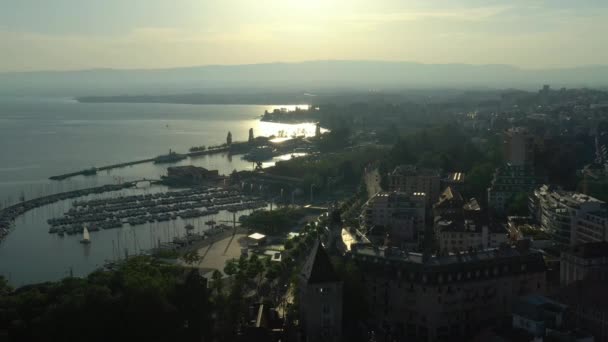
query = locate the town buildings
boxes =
[360,191,426,244]
[503,127,535,166]
[389,165,441,206]
[346,242,546,341]
[433,187,508,253]
[487,164,543,215]
[530,185,606,245]
[435,218,508,253]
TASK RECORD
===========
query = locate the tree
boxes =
[211,269,224,294]
[224,260,238,276]
[507,192,530,216]
[181,251,201,266]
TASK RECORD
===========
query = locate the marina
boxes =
[46,186,267,236]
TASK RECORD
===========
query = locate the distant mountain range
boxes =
[1,60,607,96]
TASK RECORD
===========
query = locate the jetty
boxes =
[48,147,230,181]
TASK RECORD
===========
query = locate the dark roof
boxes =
[565,241,608,258]
[300,240,340,284]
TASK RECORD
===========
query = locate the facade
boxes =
[531,186,606,246]
[503,127,535,166]
[347,243,546,341]
[298,241,343,342]
[435,218,508,253]
[389,165,441,206]
[433,187,506,253]
[560,242,608,286]
[487,164,542,215]
[360,191,426,243]
[557,279,608,342]
[576,211,608,244]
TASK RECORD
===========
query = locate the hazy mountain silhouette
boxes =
[1,60,607,96]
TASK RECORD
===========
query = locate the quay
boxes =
[48,147,230,181]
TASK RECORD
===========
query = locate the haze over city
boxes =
[2,1,608,342]
[1,0,608,72]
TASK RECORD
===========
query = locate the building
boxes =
[531,186,606,245]
[433,187,506,253]
[503,127,535,166]
[512,295,568,337]
[238,303,284,342]
[389,165,441,206]
[556,279,608,342]
[347,242,546,341]
[507,216,553,249]
[360,191,426,244]
[487,164,543,215]
[576,211,608,244]
[163,165,219,185]
[560,242,608,286]
[441,172,466,192]
[433,186,465,219]
[298,241,343,342]
[435,218,508,253]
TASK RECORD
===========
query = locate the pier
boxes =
[48,147,230,181]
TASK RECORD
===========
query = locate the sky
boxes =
[1,0,607,72]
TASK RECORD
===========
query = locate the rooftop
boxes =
[351,244,543,270]
[434,186,464,209]
[391,164,441,177]
[300,240,340,285]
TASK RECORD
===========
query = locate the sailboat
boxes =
[80,226,91,244]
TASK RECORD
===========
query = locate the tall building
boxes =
[531,185,606,245]
[389,165,441,206]
[359,191,426,244]
[298,241,343,342]
[503,127,535,166]
[346,243,546,341]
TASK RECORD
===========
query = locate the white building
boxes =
[435,218,508,253]
[531,185,607,246]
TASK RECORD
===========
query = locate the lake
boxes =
[0,96,314,285]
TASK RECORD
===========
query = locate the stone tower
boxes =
[299,240,343,342]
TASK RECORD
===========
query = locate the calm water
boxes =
[0,96,314,285]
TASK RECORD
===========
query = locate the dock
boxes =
[48,147,230,181]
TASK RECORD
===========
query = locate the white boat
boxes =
[80,226,91,244]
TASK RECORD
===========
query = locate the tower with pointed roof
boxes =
[298,240,343,342]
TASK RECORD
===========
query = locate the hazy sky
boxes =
[1,0,607,72]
